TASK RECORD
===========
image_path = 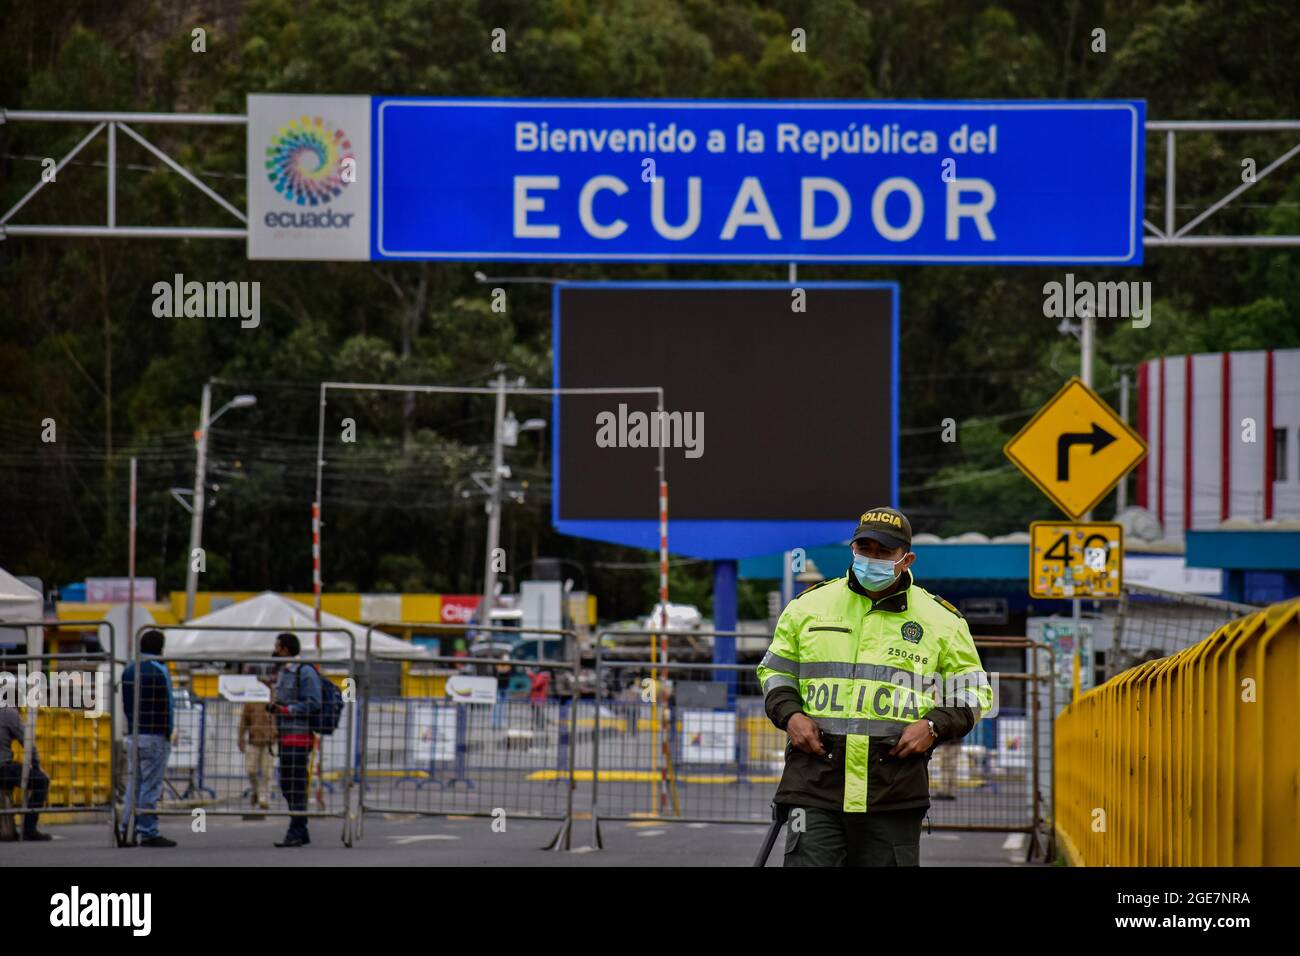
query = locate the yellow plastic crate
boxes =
[12,707,112,807]
[401,664,448,698]
[189,670,220,698]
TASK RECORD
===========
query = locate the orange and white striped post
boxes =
[310,500,324,806]
[657,480,672,813]
[659,481,669,624]
[311,501,322,646]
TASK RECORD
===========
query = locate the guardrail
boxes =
[1056,598,1299,866]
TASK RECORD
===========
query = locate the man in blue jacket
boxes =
[268,632,321,847]
[119,629,176,847]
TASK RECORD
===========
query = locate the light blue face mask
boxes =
[852,553,902,591]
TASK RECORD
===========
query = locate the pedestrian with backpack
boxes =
[267,633,321,847]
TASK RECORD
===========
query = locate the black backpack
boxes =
[296,664,344,736]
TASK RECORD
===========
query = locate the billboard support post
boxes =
[482,371,508,621]
[713,560,739,702]
[313,380,667,639]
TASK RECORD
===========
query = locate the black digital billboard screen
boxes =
[553,283,897,557]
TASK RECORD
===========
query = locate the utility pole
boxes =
[184,383,212,622]
[128,456,137,653]
[184,384,256,622]
[1073,308,1096,699]
[481,371,508,622]
[1116,372,1130,512]
[1080,310,1095,390]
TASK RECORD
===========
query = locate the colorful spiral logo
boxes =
[265,116,354,206]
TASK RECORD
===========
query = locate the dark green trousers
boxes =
[782,805,926,867]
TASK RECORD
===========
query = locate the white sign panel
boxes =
[166,705,202,771]
[996,717,1029,769]
[86,577,155,602]
[1122,556,1224,595]
[410,701,456,764]
[247,94,371,260]
[445,675,497,705]
[679,710,736,764]
[217,674,271,702]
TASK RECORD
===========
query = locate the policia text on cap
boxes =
[756,507,993,867]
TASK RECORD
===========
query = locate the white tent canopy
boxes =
[163,592,426,661]
[0,567,43,654]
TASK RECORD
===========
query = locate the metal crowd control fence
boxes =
[1057,598,1298,866]
[123,625,359,846]
[589,630,1057,861]
[360,623,580,850]
[1107,583,1258,679]
[587,629,776,851]
[0,620,116,844]
[923,637,1056,863]
[589,657,771,839]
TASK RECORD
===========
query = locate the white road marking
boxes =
[387,834,461,845]
[636,830,666,837]
[1002,833,1027,851]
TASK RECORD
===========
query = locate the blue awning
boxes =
[1186,531,1300,570]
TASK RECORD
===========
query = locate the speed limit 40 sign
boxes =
[1029,521,1123,600]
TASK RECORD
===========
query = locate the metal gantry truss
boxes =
[1143,120,1300,248]
[3,110,1300,248]
[1,110,247,240]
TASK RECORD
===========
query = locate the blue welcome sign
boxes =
[371,98,1144,264]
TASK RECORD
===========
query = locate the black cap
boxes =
[851,506,912,551]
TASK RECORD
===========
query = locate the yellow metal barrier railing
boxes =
[1056,597,1299,866]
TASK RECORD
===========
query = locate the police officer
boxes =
[757,507,992,867]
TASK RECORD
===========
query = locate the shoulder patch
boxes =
[935,596,964,619]
[796,578,837,600]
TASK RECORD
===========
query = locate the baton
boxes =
[752,801,791,867]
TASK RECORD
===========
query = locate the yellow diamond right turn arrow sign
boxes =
[1004,377,1147,520]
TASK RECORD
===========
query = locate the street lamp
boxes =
[501,411,547,446]
[184,386,257,621]
[481,378,548,624]
[214,393,257,420]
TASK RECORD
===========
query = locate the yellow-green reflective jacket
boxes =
[756,569,992,813]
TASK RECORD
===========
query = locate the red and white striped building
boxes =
[1137,349,1300,534]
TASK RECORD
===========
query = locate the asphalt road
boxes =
[3,814,1047,867]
